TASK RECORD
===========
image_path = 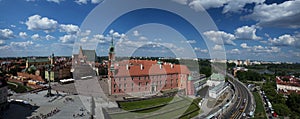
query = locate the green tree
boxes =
[286,92,300,114]
[273,103,291,116]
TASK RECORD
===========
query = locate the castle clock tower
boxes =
[108,37,115,95]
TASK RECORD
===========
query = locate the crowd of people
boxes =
[73,107,89,118]
[63,97,74,103]
[29,108,60,119]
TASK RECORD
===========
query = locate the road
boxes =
[212,64,254,119]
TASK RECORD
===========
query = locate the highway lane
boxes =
[211,64,253,119]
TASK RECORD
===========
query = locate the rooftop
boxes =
[276,76,300,87]
[209,73,225,81]
[27,58,50,63]
[113,60,190,77]
[210,82,227,92]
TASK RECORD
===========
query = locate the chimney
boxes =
[171,64,174,68]
[140,64,144,70]
[159,64,162,69]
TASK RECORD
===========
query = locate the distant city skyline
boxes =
[0,0,300,63]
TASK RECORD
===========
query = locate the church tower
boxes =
[108,37,115,75]
[108,37,115,95]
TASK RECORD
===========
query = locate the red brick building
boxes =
[107,40,190,96]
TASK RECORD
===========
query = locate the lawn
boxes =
[110,96,201,119]
[253,92,267,119]
[7,81,30,93]
[118,96,180,111]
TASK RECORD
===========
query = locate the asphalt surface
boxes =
[211,65,253,119]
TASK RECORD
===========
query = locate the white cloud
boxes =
[80,37,88,43]
[112,32,121,38]
[0,40,5,45]
[188,0,207,12]
[222,0,265,13]
[240,43,250,49]
[75,0,102,4]
[91,0,102,4]
[194,47,208,53]
[45,35,55,40]
[269,34,296,46]
[203,30,236,45]
[133,30,140,37]
[193,0,227,11]
[35,44,42,48]
[19,32,28,39]
[10,41,34,47]
[212,45,223,51]
[235,25,261,40]
[80,30,91,37]
[59,24,79,34]
[59,34,76,43]
[75,0,88,4]
[139,36,148,41]
[47,0,64,3]
[252,45,281,53]
[31,34,42,40]
[230,48,241,54]
[25,15,58,33]
[246,0,300,28]
[173,0,265,13]
[0,29,14,40]
[186,40,197,44]
[91,34,106,43]
[172,0,188,5]
[240,43,281,53]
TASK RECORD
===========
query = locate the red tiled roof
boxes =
[276,76,300,87]
[113,60,190,77]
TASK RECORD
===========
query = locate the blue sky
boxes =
[0,0,300,63]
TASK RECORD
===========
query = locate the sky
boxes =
[0,0,300,63]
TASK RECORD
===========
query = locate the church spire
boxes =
[111,36,114,46]
[109,36,115,53]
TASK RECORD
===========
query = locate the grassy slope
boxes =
[253,92,267,119]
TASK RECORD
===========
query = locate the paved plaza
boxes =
[2,78,118,119]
